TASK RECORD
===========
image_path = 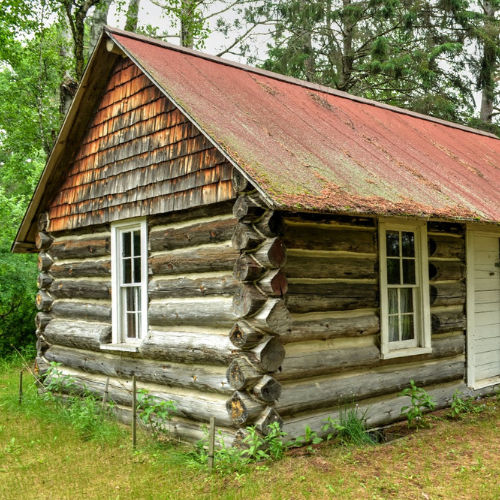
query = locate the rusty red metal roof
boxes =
[109,28,500,222]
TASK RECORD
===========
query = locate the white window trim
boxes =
[106,218,148,349]
[379,219,432,359]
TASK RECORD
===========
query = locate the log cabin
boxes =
[12,26,500,443]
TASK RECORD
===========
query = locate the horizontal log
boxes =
[429,282,465,307]
[427,222,464,235]
[35,312,53,331]
[227,357,263,390]
[140,330,236,365]
[247,298,293,335]
[249,336,285,372]
[232,223,264,251]
[431,310,466,334]
[232,169,252,193]
[250,375,282,402]
[428,260,465,282]
[277,339,380,381]
[253,407,283,436]
[233,193,267,222]
[255,211,285,238]
[284,310,380,343]
[36,338,50,355]
[49,280,111,300]
[284,254,376,280]
[38,252,53,272]
[37,273,54,289]
[149,217,237,252]
[43,320,111,351]
[36,290,53,311]
[38,212,50,232]
[428,235,465,259]
[258,269,288,297]
[233,284,268,317]
[275,357,465,416]
[226,391,266,425]
[282,226,376,253]
[233,254,266,282]
[149,200,234,228]
[36,232,53,251]
[278,334,465,381]
[49,367,232,426]
[149,245,239,275]
[229,321,265,349]
[148,298,237,328]
[281,382,463,440]
[49,237,111,260]
[148,275,238,299]
[283,213,376,228]
[49,259,111,278]
[251,238,287,268]
[50,300,111,322]
[44,345,231,395]
[286,282,378,313]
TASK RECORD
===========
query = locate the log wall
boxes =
[271,215,467,436]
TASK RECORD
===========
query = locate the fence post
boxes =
[208,416,216,469]
[18,371,23,405]
[132,375,137,450]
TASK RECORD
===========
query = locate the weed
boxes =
[136,389,176,440]
[398,380,436,429]
[293,425,324,452]
[335,406,375,446]
[449,389,484,419]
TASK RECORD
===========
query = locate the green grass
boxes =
[2,359,500,499]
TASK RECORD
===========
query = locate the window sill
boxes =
[381,347,432,360]
[100,343,140,353]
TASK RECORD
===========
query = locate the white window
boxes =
[110,219,148,347]
[379,220,431,359]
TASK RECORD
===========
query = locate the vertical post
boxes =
[18,371,23,405]
[208,416,216,470]
[102,377,110,410]
[132,375,137,450]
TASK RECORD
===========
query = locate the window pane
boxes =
[389,316,399,342]
[388,289,398,314]
[133,257,141,283]
[386,231,400,257]
[402,232,415,257]
[122,232,132,257]
[126,313,137,339]
[133,230,141,257]
[401,315,414,341]
[403,259,416,284]
[126,287,137,312]
[400,288,413,313]
[387,258,400,284]
[123,258,132,284]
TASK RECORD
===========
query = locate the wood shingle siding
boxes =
[47,58,235,232]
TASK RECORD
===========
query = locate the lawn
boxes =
[1,360,500,500]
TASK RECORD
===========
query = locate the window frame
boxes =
[109,218,148,348]
[379,219,432,359]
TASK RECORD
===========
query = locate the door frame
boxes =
[466,225,500,389]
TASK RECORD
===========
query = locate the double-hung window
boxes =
[379,220,431,359]
[110,219,148,347]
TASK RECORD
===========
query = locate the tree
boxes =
[260,1,476,123]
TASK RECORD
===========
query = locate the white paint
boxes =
[468,232,500,388]
[378,219,431,359]
[110,218,148,345]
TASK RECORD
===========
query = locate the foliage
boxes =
[398,379,436,429]
[449,389,484,418]
[322,406,375,446]
[136,388,176,440]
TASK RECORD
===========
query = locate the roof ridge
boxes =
[105,26,498,141]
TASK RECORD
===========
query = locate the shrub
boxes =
[398,379,436,428]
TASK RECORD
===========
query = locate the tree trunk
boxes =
[88,0,113,57]
[125,0,141,31]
